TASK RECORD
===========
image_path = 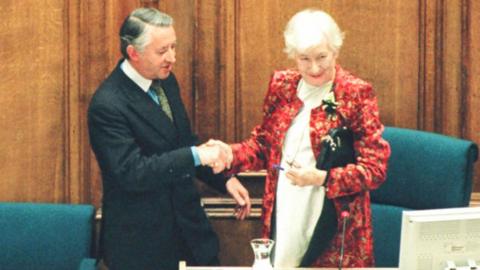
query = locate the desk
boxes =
[179,261,398,270]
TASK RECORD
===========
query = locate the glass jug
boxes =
[250,238,274,270]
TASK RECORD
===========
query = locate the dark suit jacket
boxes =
[88,61,226,270]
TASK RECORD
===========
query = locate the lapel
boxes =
[113,67,178,145]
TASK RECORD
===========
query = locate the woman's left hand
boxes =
[285,162,327,186]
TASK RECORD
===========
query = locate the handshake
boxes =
[196,139,251,220]
[196,139,233,174]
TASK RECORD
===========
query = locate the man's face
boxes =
[135,25,177,80]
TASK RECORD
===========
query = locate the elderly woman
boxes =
[226,9,391,267]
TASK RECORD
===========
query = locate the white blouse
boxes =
[273,79,332,267]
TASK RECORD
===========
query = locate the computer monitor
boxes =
[399,207,480,270]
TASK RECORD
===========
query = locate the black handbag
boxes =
[301,126,355,266]
[316,126,355,171]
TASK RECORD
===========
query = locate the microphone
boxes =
[338,210,350,270]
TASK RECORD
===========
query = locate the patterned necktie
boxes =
[151,81,173,122]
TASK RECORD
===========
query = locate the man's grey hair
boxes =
[284,9,344,58]
[119,8,173,59]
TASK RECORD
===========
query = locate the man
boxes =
[88,8,250,270]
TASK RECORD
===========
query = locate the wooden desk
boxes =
[179,261,398,270]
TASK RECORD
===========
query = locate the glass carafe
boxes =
[250,238,274,270]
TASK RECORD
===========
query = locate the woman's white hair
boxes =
[284,9,344,58]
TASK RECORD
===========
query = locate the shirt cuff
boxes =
[191,146,201,166]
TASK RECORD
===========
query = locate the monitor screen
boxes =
[399,207,480,270]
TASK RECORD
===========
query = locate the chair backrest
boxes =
[370,126,478,267]
[0,202,95,270]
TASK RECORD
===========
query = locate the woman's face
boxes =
[295,43,337,87]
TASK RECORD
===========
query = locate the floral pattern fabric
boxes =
[229,65,391,267]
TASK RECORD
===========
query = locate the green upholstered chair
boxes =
[0,202,97,270]
[371,126,478,267]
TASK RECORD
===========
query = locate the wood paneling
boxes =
[230,0,480,190]
[194,0,237,141]
[158,0,196,118]
[419,0,465,136]
[234,0,421,140]
[0,0,478,207]
[211,218,261,266]
[467,0,480,191]
[0,1,67,202]
[0,0,479,267]
[0,0,195,205]
[202,197,263,265]
[193,0,222,140]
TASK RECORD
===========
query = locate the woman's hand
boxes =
[285,162,327,186]
[205,139,233,172]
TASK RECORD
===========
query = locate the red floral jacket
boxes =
[229,65,391,267]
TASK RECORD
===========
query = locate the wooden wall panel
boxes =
[334,1,420,128]
[235,0,420,141]
[0,1,67,202]
[419,0,464,136]
[441,0,464,136]
[0,0,479,266]
[0,0,200,206]
[236,0,294,140]
[158,0,195,120]
[230,0,479,192]
[418,0,479,189]
[211,218,262,266]
[467,0,480,191]
[74,1,114,205]
[0,0,478,209]
[419,0,441,132]
[194,0,238,142]
[192,0,222,141]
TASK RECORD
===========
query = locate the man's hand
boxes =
[205,139,233,166]
[226,176,251,220]
[196,140,232,173]
[285,162,327,187]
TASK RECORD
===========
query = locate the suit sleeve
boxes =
[88,101,195,193]
[195,166,228,193]
[325,84,391,198]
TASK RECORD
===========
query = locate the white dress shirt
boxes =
[273,79,332,267]
[121,59,152,92]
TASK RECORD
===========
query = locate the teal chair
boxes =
[0,202,97,270]
[370,126,478,267]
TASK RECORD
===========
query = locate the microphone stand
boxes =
[339,210,350,270]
